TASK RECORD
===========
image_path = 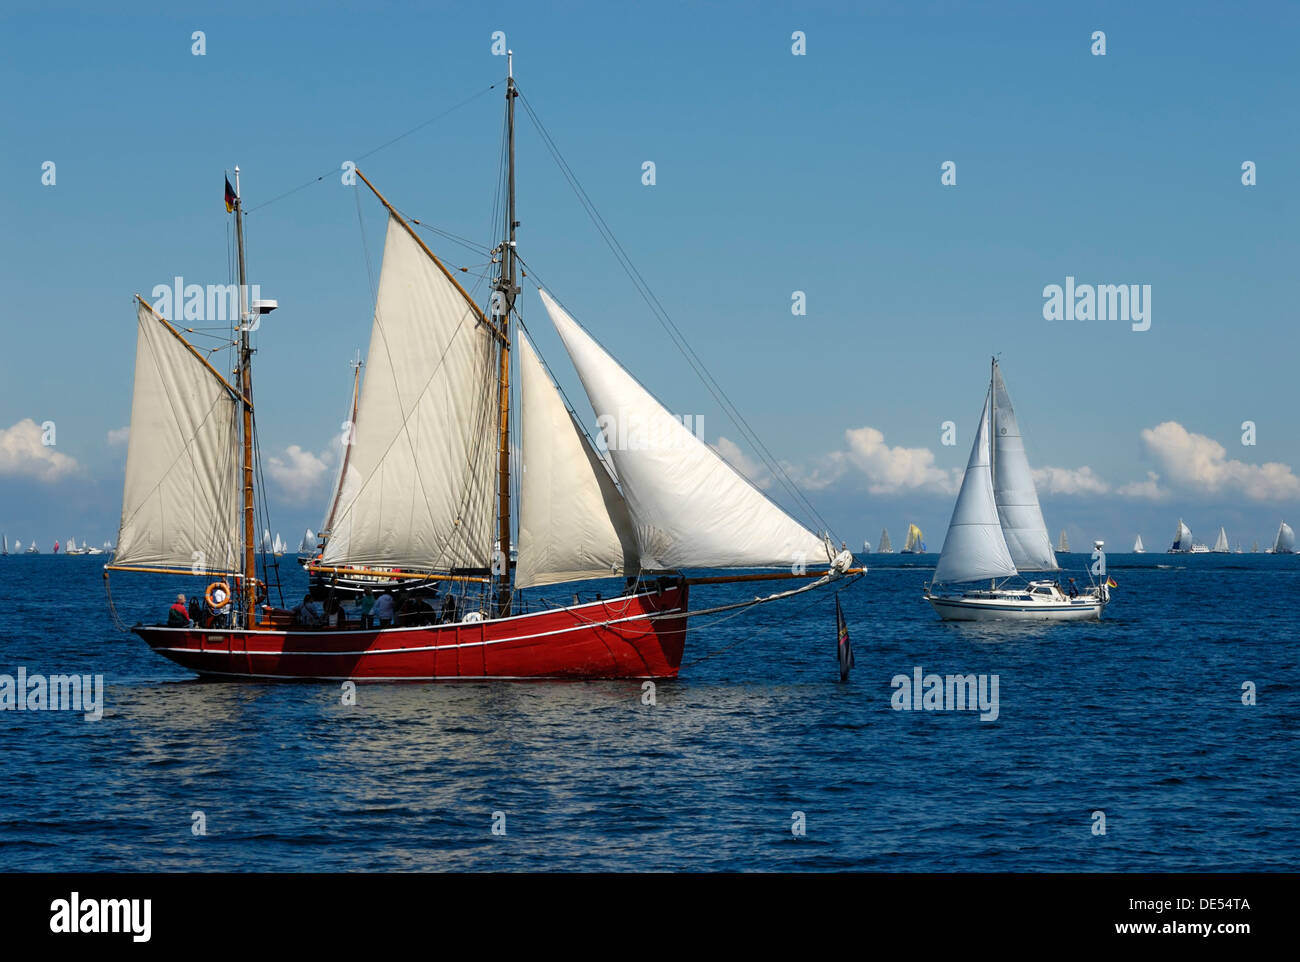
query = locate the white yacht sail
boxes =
[320,361,362,546]
[515,331,646,588]
[541,289,829,570]
[1170,519,1194,552]
[321,214,498,572]
[298,528,315,554]
[991,364,1058,570]
[878,528,892,553]
[1274,521,1296,554]
[111,298,242,574]
[932,391,1017,585]
[1212,527,1229,552]
[1133,534,1145,553]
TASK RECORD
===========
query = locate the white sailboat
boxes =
[862,540,871,554]
[1133,534,1145,553]
[1273,521,1296,554]
[924,359,1107,621]
[1168,519,1195,553]
[12,539,21,553]
[1212,526,1229,553]
[1,534,7,556]
[1056,529,1070,553]
[298,528,316,555]
[878,528,892,553]
[26,540,40,554]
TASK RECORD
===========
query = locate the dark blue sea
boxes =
[1,553,1295,872]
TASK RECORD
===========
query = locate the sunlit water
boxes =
[0,553,1295,871]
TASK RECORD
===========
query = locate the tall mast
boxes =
[233,167,256,626]
[989,355,996,591]
[494,50,519,617]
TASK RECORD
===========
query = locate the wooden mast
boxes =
[233,167,257,626]
[494,51,519,617]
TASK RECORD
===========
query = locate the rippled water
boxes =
[1,553,1295,871]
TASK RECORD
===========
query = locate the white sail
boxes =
[1171,519,1194,551]
[541,289,828,570]
[113,299,241,573]
[299,528,315,554]
[321,215,497,572]
[1213,526,1229,552]
[933,391,1018,585]
[1274,521,1296,554]
[879,528,892,553]
[1134,534,1144,552]
[991,364,1058,571]
[515,332,645,588]
[320,363,362,542]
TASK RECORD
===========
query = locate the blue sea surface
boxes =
[0,553,1295,871]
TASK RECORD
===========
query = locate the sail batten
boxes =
[516,332,646,588]
[991,365,1058,571]
[540,290,828,570]
[933,391,1018,585]
[111,298,242,574]
[320,214,497,572]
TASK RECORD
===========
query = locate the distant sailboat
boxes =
[272,533,286,556]
[924,359,1107,621]
[12,540,20,553]
[878,528,892,553]
[901,523,925,554]
[1133,534,1145,553]
[1056,529,1070,553]
[298,528,316,555]
[1,534,6,556]
[1212,526,1229,553]
[1252,540,1260,553]
[862,540,871,554]
[1273,521,1296,554]
[26,540,39,554]
[1168,519,1195,553]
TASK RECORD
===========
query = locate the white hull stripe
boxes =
[151,607,684,657]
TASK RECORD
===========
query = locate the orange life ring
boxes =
[205,581,231,608]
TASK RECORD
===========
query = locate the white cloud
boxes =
[1117,470,1166,500]
[107,426,130,445]
[843,426,959,495]
[0,419,80,482]
[266,444,330,500]
[1032,465,1111,496]
[1141,421,1300,502]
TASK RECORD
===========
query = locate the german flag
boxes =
[1106,576,1118,588]
[224,175,237,213]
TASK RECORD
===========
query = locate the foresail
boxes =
[1275,522,1295,553]
[933,391,1018,585]
[112,298,241,573]
[540,289,829,570]
[515,332,645,588]
[991,365,1058,571]
[320,364,361,541]
[321,214,497,572]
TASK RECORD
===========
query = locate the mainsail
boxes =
[541,290,828,570]
[1213,527,1229,552]
[1171,519,1194,552]
[932,391,1018,585]
[1133,534,1144,552]
[1057,530,1070,553]
[878,528,892,553]
[1274,521,1296,554]
[320,215,498,572]
[111,298,242,574]
[991,365,1058,571]
[515,331,645,588]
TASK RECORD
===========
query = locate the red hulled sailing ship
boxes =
[105,54,860,679]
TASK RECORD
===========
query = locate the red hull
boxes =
[135,585,689,680]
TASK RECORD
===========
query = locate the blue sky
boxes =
[1,0,1297,554]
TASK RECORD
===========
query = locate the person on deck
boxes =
[373,589,396,628]
[168,594,191,627]
[358,589,376,629]
[292,593,324,626]
[1067,578,1079,599]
